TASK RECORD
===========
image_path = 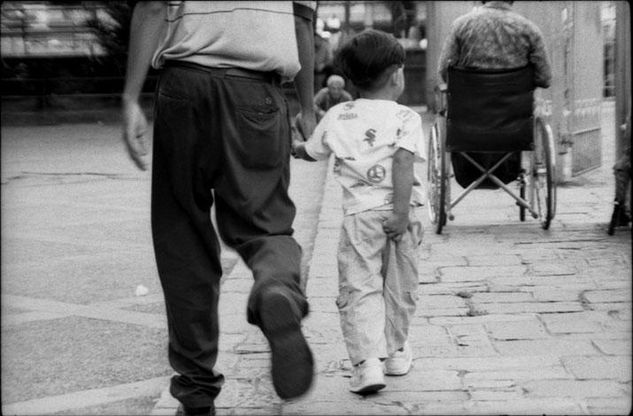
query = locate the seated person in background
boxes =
[313,75,353,120]
[295,74,353,139]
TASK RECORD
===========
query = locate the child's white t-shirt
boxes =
[304,98,427,216]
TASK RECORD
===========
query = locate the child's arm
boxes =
[383,148,414,241]
[292,110,331,162]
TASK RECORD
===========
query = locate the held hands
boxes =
[291,138,317,161]
[291,138,303,158]
[122,99,149,171]
[383,212,409,242]
[291,110,316,159]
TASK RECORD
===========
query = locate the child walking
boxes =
[293,29,425,395]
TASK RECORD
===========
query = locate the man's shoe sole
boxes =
[260,289,314,399]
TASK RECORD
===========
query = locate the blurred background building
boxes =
[1,1,105,57]
[1,1,143,115]
[1,1,629,181]
[0,1,429,110]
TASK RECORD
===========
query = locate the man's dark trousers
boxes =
[151,62,309,409]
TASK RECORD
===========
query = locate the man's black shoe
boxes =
[259,287,314,399]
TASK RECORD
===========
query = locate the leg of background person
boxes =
[151,67,225,410]
[314,71,325,93]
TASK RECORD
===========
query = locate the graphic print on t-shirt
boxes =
[367,164,386,183]
[363,128,377,147]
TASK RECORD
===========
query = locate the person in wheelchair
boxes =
[437,0,552,189]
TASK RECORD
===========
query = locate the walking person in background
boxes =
[293,29,425,395]
[313,74,353,121]
[121,2,317,415]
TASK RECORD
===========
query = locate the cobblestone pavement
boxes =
[2,102,631,415]
[152,102,631,416]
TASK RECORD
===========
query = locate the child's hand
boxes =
[383,212,409,242]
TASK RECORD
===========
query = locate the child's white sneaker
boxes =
[349,358,386,394]
[384,342,412,376]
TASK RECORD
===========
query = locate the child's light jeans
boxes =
[336,208,423,366]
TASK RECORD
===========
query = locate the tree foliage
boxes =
[85,1,135,75]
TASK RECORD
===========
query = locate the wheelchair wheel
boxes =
[427,119,448,234]
[532,116,557,229]
[518,154,528,221]
[519,178,526,222]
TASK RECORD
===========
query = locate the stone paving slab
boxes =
[2,315,170,404]
[2,377,169,415]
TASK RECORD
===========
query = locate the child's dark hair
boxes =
[335,29,405,91]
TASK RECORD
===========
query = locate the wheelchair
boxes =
[427,65,556,234]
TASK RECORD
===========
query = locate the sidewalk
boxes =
[153,103,631,415]
[0,122,328,415]
[1,102,630,415]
